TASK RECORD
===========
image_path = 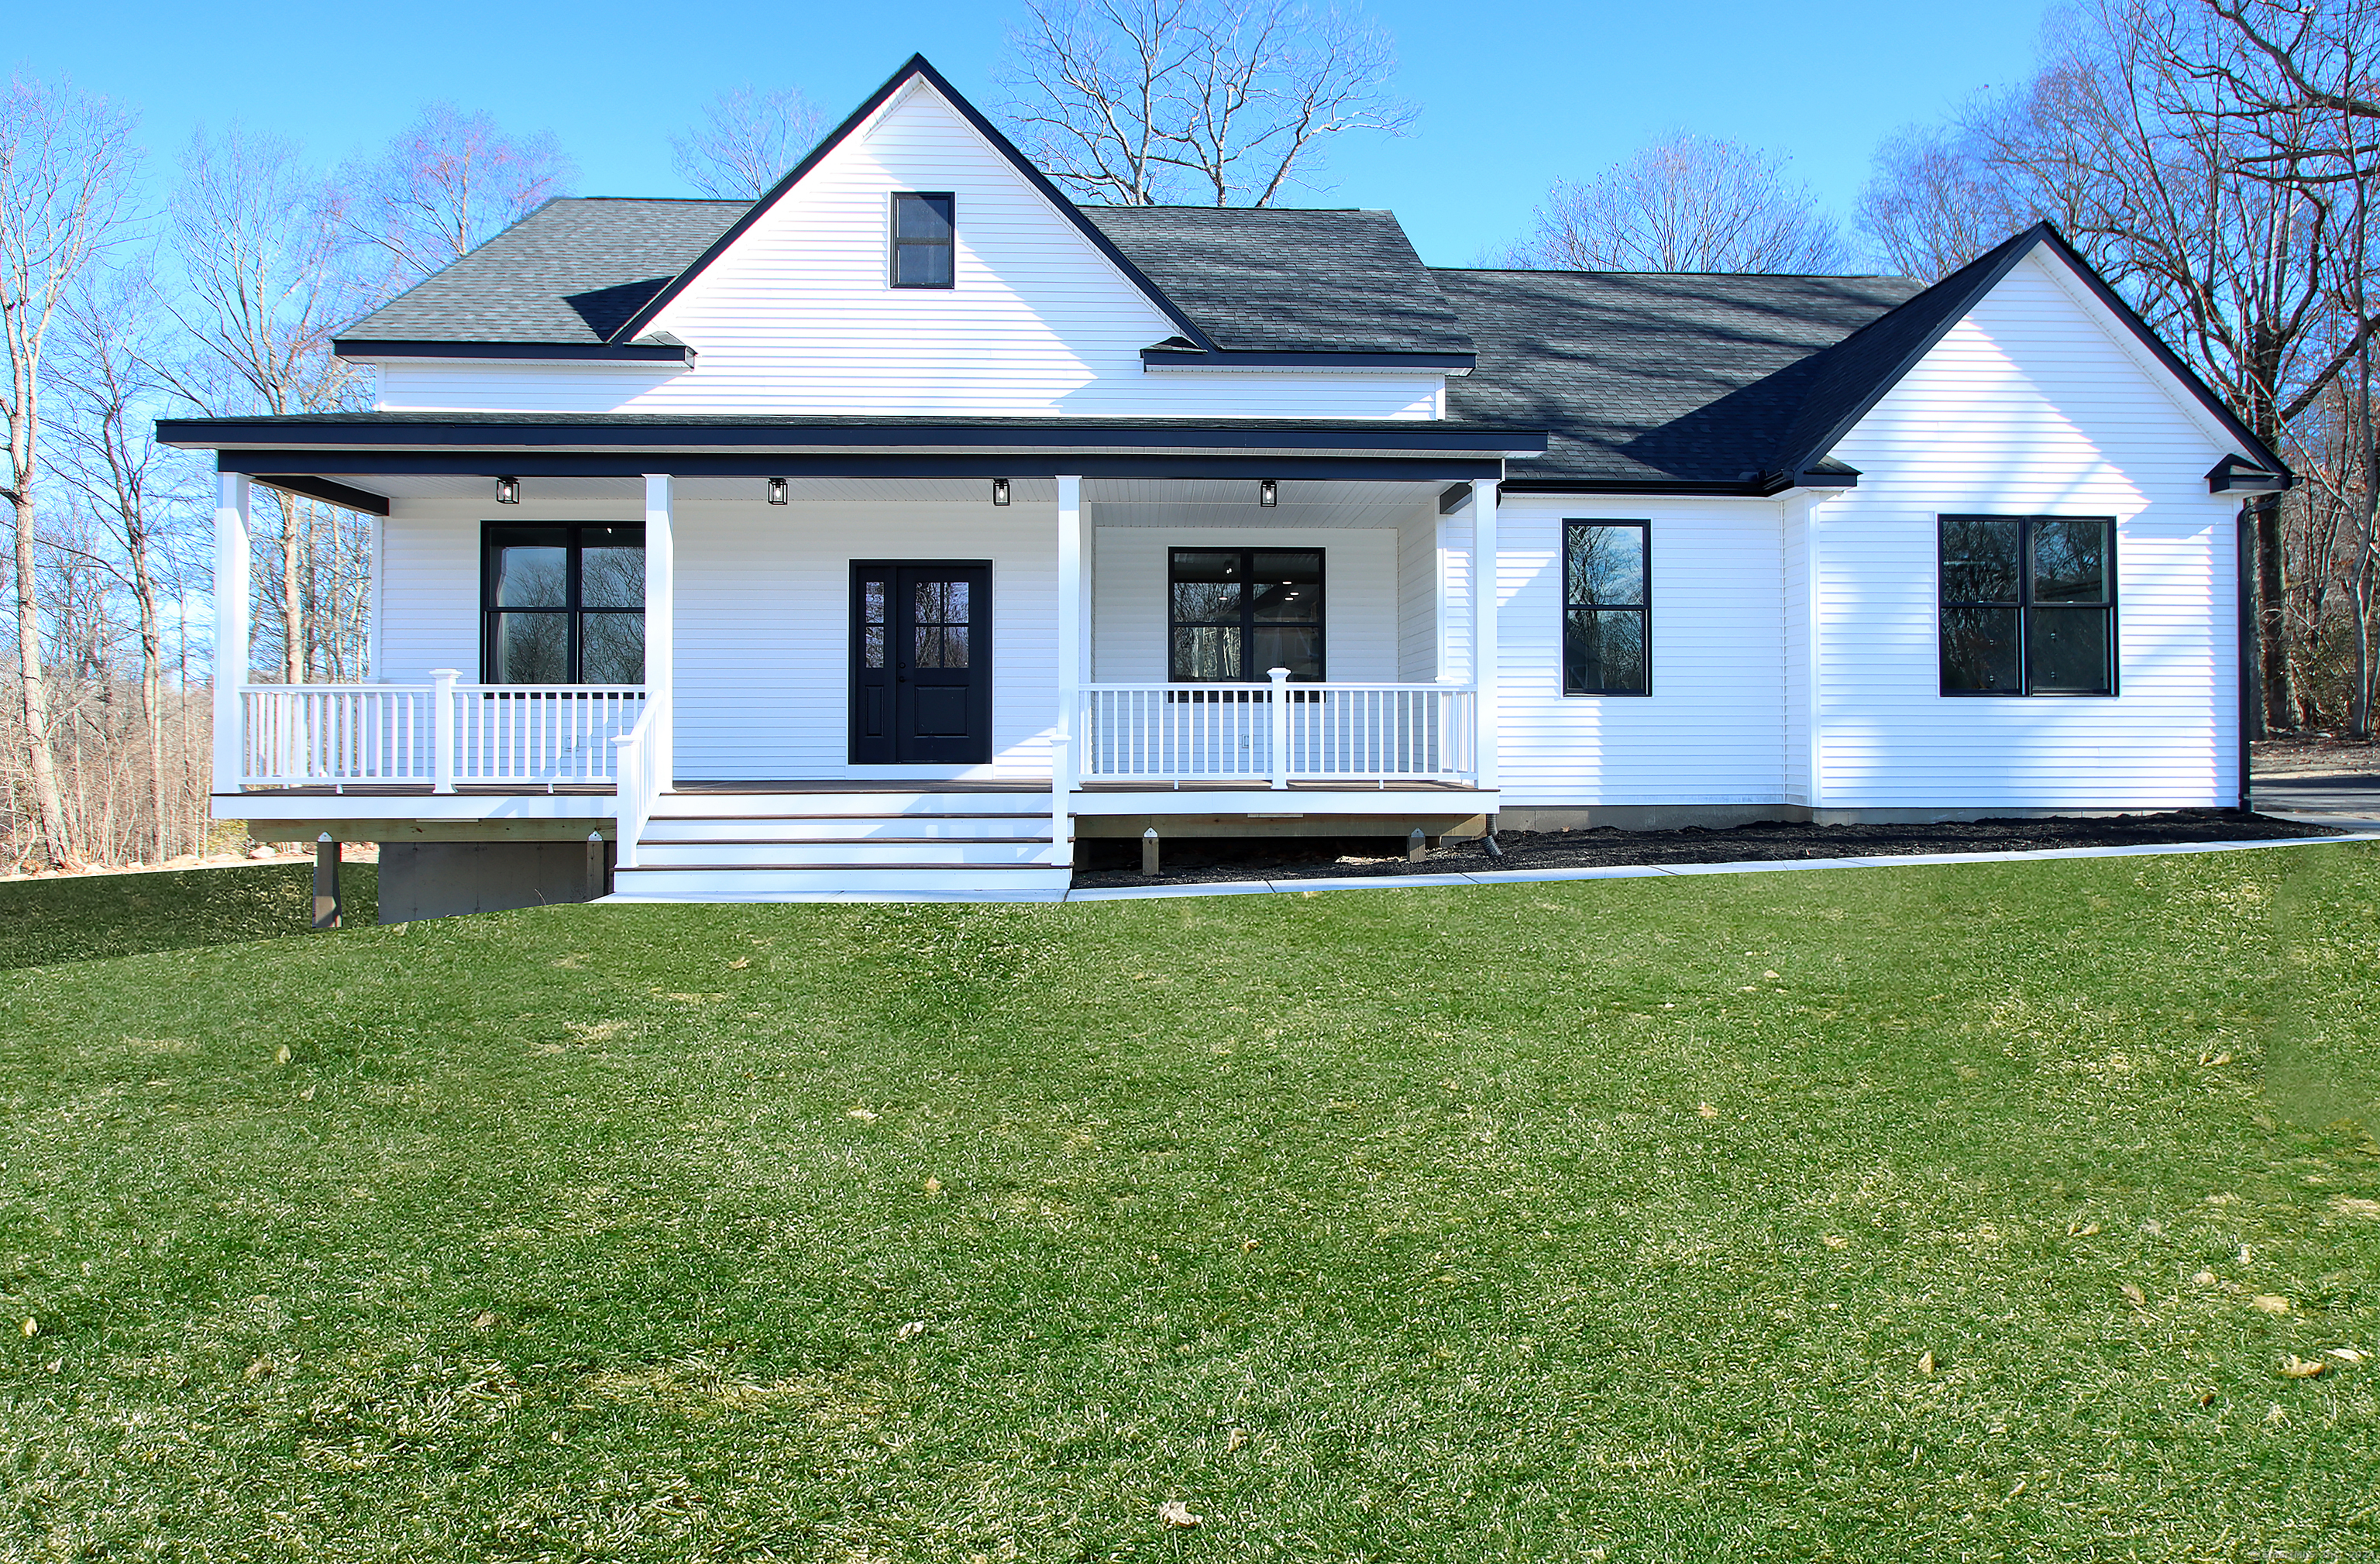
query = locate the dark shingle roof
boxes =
[1436,269,1925,487]
[341,198,743,345]
[1079,207,1471,356]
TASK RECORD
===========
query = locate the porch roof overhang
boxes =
[156,414,1545,514]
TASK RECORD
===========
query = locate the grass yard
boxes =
[0,863,378,971]
[3,846,2378,1561]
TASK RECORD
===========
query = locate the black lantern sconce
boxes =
[495,476,521,505]
[767,477,789,505]
[992,477,1012,507]
[1259,479,1278,507]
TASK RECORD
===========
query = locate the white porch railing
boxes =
[1079,672,1476,787]
[237,674,646,791]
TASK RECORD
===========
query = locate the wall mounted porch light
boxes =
[992,477,1012,506]
[767,477,789,505]
[1259,479,1278,507]
[494,476,520,505]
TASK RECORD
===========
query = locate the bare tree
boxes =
[0,77,139,871]
[672,85,824,199]
[999,0,1416,206]
[1500,133,1848,273]
[157,127,367,688]
[346,101,573,293]
[50,256,201,861]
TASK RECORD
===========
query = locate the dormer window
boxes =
[891,192,954,288]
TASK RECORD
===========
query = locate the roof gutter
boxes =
[333,339,697,366]
[1140,346,1476,375]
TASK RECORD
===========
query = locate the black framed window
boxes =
[482,524,645,684]
[1939,515,2115,696]
[891,192,954,288]
[1563,521,1649,695]
[1169,548,1324,682]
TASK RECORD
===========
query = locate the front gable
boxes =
[370,60,1447,421]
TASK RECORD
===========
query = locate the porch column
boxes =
[1055,472,1083,789]
[211,470,251,795]
[644,473,674,789]
[1471,477,1499,794]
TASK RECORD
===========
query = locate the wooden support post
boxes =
[1267,665,1291,789]
[1407,827,1427,862]
[429,668,459,794]
[212,472,251,794]
[1141,827,1161,877]
[586,831,608,902]
[311,833,340,930]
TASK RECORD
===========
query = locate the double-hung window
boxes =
[482,524,646,685]
[1938,515,2115,696]
[1563,521,1649,695]
[1169,548,1325,682]
[891,192,954,288]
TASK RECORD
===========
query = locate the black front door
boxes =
[850,562,992,765]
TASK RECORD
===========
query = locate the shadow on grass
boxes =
[2264,840,2380,1143]
[0,862,380,970]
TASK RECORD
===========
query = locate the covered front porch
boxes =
[176,418,1525,884]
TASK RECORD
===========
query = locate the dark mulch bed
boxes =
[1068,808,2351,889]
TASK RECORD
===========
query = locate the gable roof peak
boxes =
[605,53,1219,350]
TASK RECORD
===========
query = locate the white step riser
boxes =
[633,840,1055,868]
[613,867,1073,896]
[642,816,1051,843]
[651,791,1051,820]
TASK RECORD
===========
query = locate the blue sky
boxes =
[15,0,2055,267]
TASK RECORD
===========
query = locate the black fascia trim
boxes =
[212,451,1508,484]
[1142,348,1477,371]
[2207,453,2289,493]
[1502,476,1776,497]
[253,473,392,516]
[1781,222,2293,483]
[1438,483,1474,514]
[158,418,1542,458]
[332,339,696,365]
[607,55,1220,352]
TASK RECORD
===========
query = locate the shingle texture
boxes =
[1079,207,1472,355]
[341,198,743,344]
[1436,270,1924,486]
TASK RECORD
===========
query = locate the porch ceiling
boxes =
[252,473,1453,528]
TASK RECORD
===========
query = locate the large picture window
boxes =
[1938,515,2115,696]
[1168,548,1325,682]
[1563,521,1649,695]
[481,524,646,685]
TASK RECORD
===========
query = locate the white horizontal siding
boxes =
[1817,249,2241,810]
[1091,526,1400,683]
[369,81,1438,422]
[1492,496,1788,808]
[1396,510,1440,681]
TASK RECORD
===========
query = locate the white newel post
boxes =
[211,472,252,794]
[430,669,459,792]
[1054,474,1083,865]
[644,473,675,790]
[1268,666,1291,789]
[1472,478,1500,796]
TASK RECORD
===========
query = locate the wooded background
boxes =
[3,0,2374,871]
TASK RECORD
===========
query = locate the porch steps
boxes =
[604,789,1071,901]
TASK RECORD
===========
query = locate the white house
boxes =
[160,56,2289,913]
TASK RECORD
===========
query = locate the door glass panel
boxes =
[941,626,968,668]
[862,579,886,668]
[914,626,945,668]
[494,613,569,682]
[2032,520,2109,603]
[492,543,568,607]
[1941,606,2022,691]
[1941,519,2021,603]
[944,579,968,622]
[580,612,645,684]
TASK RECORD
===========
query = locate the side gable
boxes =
[1779,224,2289,490]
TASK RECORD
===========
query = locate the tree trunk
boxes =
[277,487,302,686]
[9,469,79,870]
[2253,490,2294,734]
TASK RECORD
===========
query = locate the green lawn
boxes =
[0,862,378,971]
[3,846,2377,1561]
